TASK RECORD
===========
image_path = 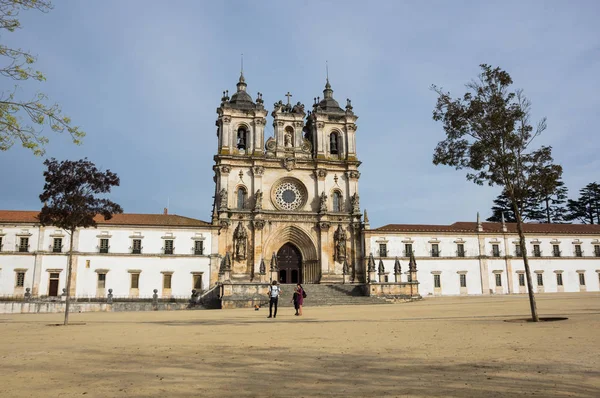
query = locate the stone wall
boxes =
[0,301,190,314]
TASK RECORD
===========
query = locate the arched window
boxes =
[332,191,342,212]
[237,127,248,150]
[237,187,247,210]
[330,132,339,155]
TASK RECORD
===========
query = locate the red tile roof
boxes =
[373,221,600,235]
[0,210,211,228]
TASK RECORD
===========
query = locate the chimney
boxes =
[163,208,168,215]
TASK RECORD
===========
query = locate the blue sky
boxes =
[1,0,598,227]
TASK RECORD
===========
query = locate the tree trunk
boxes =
[514,210,539,322]
[545,197,551,224]
[64,229,75,326]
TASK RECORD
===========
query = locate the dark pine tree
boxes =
[566,182,600,224]
[38,158,123,325]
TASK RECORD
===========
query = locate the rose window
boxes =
[273,180,305,211]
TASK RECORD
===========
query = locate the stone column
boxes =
[318,221,331,280]
[32,225,45,296]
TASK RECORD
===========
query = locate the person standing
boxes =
[268,280,281,318]
[292,286,300,316]
[296,283,304,316]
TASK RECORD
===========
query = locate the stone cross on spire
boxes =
[285,91,292,105]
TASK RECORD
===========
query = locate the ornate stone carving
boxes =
[350,193,360,213]
[301,138,312,153]
[367,253,376,272]
[253,219,265,230]
[319,191,328,213]
[346,123,357,131]
[342,259,349,275]
[378,259,385,274]
[222,116,231,123]
[334,224,347,262]
[259,258,266,274]
[314,169,328,179]
[345,170,360,179]
[316,122,325,129]
[283,157,296,171]
[233,222,248,261]
[220,165,231,174]
[252,166,264,176]
[394,257,401,274]
[284,131,293,148]
[218,188,228,210]
[318,221,331,230]
[277,121,285,126]
[269,252,278,272]
[265,137,276,152]
[220,252,232,273]
[219,219,230,229]
[254,189,263,211]
[254,118,266,126]
[293,121,304,127]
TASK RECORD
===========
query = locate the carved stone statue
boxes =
[284,131,292,148]
[218,188,228,210]
[254,189,263,211]
[292,101,305,114]
[333,224,347,262]
[319,191,328,213]
[350,193,360,213]
[233,222,247,261]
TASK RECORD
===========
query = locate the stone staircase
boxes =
[275,284,391,307]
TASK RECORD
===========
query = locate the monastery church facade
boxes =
[0,74,599,304]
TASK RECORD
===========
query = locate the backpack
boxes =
[302,289,307,299]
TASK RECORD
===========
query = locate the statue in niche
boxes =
[334,224,347,262]
[330,133,338,154]
[233,222,247,261]
[284,131,293,148]
[350,193,360,213]
[218,188,228,210]
[319,191,328,213]
[254,189,263,211]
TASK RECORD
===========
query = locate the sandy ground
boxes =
[0,293,599,398]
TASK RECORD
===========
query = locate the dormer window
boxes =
[237,187,247,210]
[237,127,248,150]
[330,132,339,155]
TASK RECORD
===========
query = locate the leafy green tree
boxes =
[566,182,600,224]
[38,158,122,325]
[486,188,542,222]
[0,0,84,155]
[431,64,563,322]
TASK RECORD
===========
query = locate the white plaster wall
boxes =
[0,224,40,253]
[0,255,36,295]
[75,255,211,298]
[510,258,600,293]
[77,226,211,256]
[416,259,482,296]
[39,255,69,296]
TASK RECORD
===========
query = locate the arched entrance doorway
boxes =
[277,243,302,284]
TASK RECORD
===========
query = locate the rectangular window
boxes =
[132,239,142,254]
[495,273,502,287]
[492,244,500,257]
[556,273,563,286]
[536,273,543,286]
[97,273,106,289]
[163,274,172,289]
[164,239,174,255]
[515,244,522,257]
[431,244,440,257]
[99,238,109,254]
[16,272,25,287]
[518,274,525,287]
[552,244,561,257]
[131,273,139,289]
[457,244,465,257]
[53,238,62,253]
[193,274,203,290]
[533,244,541,257]
[578,273,585,286]
[460,274,467,288]
[404,244,412,257]
[433,274,441,288]
[194,240,204,255]
[19,237,29,253]
[574,245,582,257]
[379,243,387,257]
[594,245,600,257]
